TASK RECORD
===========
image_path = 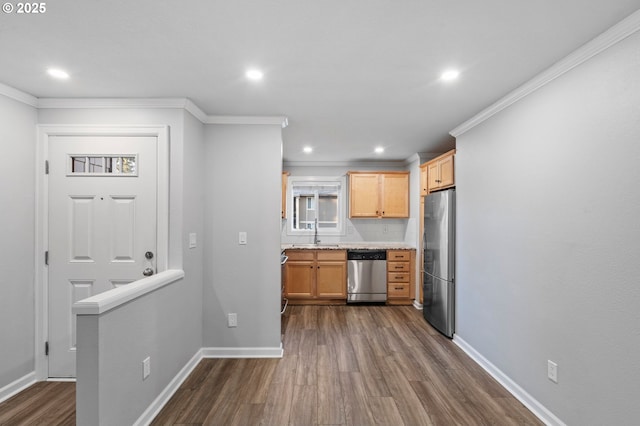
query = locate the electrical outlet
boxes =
[189,233,197,249]
[142,357,151,380]
[547,360,558,383]
[239,232,247,245]
[228,313,238,327]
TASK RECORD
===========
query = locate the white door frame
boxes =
[34,125,170,380]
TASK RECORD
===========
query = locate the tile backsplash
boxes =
[281,218,412,245]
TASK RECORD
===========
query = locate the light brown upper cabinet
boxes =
[282,172,289,218]
[348,171,409,218]
[425,149,455,193]
[420,163,429,196]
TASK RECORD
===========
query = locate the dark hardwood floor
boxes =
[0,305,541,425]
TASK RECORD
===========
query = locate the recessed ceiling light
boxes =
[441,69,460,82]
[374,147,385,154]
[47,68,69,80]
[245,69,264,81]
[303,146,313,154]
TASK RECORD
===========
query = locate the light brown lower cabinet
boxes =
[284,249,347,302]
[386,249,415,305]
[285,248,415,305]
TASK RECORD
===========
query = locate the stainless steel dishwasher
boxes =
[347,250,387,303]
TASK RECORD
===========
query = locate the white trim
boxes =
[450,9,640,137]
[0,82,38,107]
[73,269,184,315]
[35,124,171,380]
[202,344,284,359]
[37,97,191,110]
[412,300,423,310]
[453,335,566,426]
[133,349,203,426]
[283,160,409,168]
[183,98,208,123]
[204,115,288,127]
[0,372,36,404]
[0,87,288,126]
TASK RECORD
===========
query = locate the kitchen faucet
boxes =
[314,217,320,244]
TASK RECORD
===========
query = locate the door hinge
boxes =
[45,160,49,175]
[45,341,49,356]
[45,251,49,266]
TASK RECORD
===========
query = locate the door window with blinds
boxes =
[288,177,346,235]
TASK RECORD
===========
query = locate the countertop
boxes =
[281,242,415,250]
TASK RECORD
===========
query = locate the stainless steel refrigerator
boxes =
[423,188,455,338]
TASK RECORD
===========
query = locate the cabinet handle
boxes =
[394,287,403,290]
[395,276,403,279]
[394,266,403,269]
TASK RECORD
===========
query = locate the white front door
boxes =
[47,135,158,378]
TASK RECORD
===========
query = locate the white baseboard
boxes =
[453,335,566,426]
[202,343,284,359]
[0,372,36,404]
[133,349,203,426]
[413,300,423,310]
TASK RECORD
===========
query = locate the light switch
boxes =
[189,233,197,249]
[239,231,247,245]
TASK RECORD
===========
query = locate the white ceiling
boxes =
[1,1,639,162]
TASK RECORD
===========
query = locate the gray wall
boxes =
[455,30,640,424]
[0,94,37,389]
[203,124,282,350]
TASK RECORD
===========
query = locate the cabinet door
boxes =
[349,173,380,217]
[285,261,315,298]
[316,261,346,298]
[380,173,409,218]
[439,155,454,188]
[420,164,429,196]
[427,161,440,191]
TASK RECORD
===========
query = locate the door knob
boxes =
[145,251,154,260]
[143,268,154,277]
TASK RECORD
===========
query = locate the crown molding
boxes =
[450,8,640,138]
[37,97,193,110]
[183,99,208,122]
[204,115,289,128]
[1,91,288,127]
[283,159,409,168]
[0,82,38,107]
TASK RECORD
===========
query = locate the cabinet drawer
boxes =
[387,262,410,272]
[388,284,410,298]
[387,250,410,261]
[285,250,315,261]
[317,250,346,261]
[388,272,410,283]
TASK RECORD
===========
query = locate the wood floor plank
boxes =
[289,384,317,426]
[368,396,405,426]
[317,344,345,425]
[260,376,294,426]
[340,372,376,426]
[350,333,391,397]
[379,353,434,426]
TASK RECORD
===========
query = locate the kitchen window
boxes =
[287,176,346,235]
